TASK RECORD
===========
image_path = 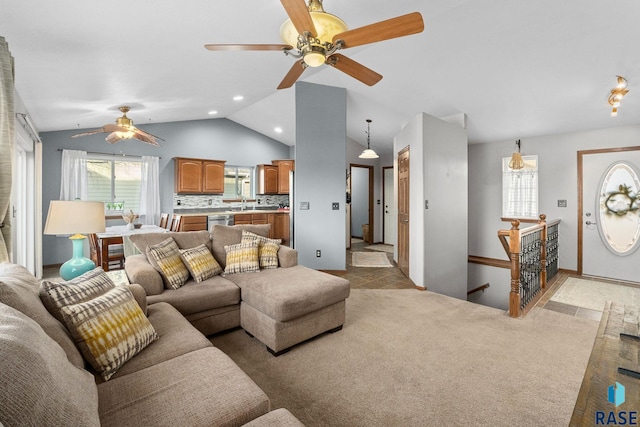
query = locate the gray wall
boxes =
[294,82,346,269]
[468,124,640,310]
[40,118,290,265]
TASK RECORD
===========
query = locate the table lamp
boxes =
[44,200,106,280]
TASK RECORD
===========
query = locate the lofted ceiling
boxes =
[1,0,639,156]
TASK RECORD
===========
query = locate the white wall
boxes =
[393,113,469,299]
[468,124,640,309]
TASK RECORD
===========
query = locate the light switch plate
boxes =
[300,201,310,210]
[558,199,567,207]
[332,202,339,210]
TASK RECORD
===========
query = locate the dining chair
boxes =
[89,233,125,271]
[159,213,170,229]
[170,214,183,232]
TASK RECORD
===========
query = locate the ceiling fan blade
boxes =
[332,12,424,49]
[132,127,163,146]
[277,60,307,89]
[280,0,317,37]
[327,54,382,86]
[105,132,123,144]
[205,44,292,51]
[70,124,129,138]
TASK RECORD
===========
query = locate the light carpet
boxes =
[364,244,394,253]
[211,289,598,427]
[351,251,393,267]
[550,277,640,311]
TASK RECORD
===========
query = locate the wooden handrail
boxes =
[498,214,560,318]
[467,283,490,296]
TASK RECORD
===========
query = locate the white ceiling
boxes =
[2,0,639,156]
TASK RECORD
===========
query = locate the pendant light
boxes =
[359,119,379,159]
[509,139,524,170]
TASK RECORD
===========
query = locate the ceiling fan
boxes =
[70,106,163,146]
[205,0,424,89]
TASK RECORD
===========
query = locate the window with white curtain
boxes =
[86,155,142,213]
[502,155,538,218]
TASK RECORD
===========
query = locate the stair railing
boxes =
[498,214,560,318]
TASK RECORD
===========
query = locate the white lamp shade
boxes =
[44,200,106,235]
[359,148,379,159]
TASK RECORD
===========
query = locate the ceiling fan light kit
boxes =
[608,75,629,117]
[70,106,163,146]
[205,0,424,89]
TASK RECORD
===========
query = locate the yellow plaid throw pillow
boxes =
[241,230,281,269]
[179,244,222,283]
[146,237,190,290]
[224,240,259,274]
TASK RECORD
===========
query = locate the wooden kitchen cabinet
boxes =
[272,159,294,194]
[234,213,268,225]
[174,157,226,194]
[256,164,278,195]
[179,215,208,231]
[269,213,290,246]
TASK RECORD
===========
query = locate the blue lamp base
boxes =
[60,234,96,281]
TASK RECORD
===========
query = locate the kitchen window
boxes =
[224,166,254,200]
[86,155,142,213]
[502,155,538,218]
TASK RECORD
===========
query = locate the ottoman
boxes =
[230,265,350,356]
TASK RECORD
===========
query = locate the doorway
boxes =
[349,164,374,246]
[578,146,640,282]
[397,147,409,276]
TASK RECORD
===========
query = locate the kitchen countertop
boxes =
[174,209,290,217]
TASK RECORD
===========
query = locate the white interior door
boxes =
[383,167,395,245]
[582,150,640,281]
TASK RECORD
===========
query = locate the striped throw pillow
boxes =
[179,244,222,283]
[39,268,116,323]
[241,230,281,269]
[146,237,190,290]
[224,240,260,274]
[61,286,158,381]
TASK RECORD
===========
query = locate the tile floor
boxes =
[329,240,415,290]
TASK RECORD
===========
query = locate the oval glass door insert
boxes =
[597,161,640,255]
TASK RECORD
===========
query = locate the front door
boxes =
[397,147,410,276]
[580,147,640,281]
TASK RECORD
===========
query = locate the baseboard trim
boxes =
[415,285,426,291]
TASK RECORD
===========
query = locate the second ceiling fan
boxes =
[205,0,424,89]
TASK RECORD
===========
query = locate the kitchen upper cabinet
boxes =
[202,160,225,194]
[257,164,278,195]
[273,159,294,194]
[175,157,226,194]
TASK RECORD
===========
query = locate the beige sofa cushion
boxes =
[39,267,116,322]
[0,302,100,426]
[0,262,84,368]
[98,347,270,427]
[129,230,211,254]
[211,224,270,268]
[230,265,351,322]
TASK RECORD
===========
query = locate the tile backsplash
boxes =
[173,194,289,210]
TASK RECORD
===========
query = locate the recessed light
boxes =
[233,95,244,101]
[208,110,218,115]
[274,127,283,133]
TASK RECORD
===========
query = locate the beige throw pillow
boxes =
[179,244,222,283]
[61,286,159,381]
[241,230,281,269]
[146,237,190,290]
[224,240,260,274]
[39,267,116,323]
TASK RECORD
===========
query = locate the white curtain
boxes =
[60,149,88,200]
[502,156,539,218]
[139,156,161,225]
[0,37,15,262]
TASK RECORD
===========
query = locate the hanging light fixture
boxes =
[359,119,379,159]
[509,139,524,170]
[608,76,629,117]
